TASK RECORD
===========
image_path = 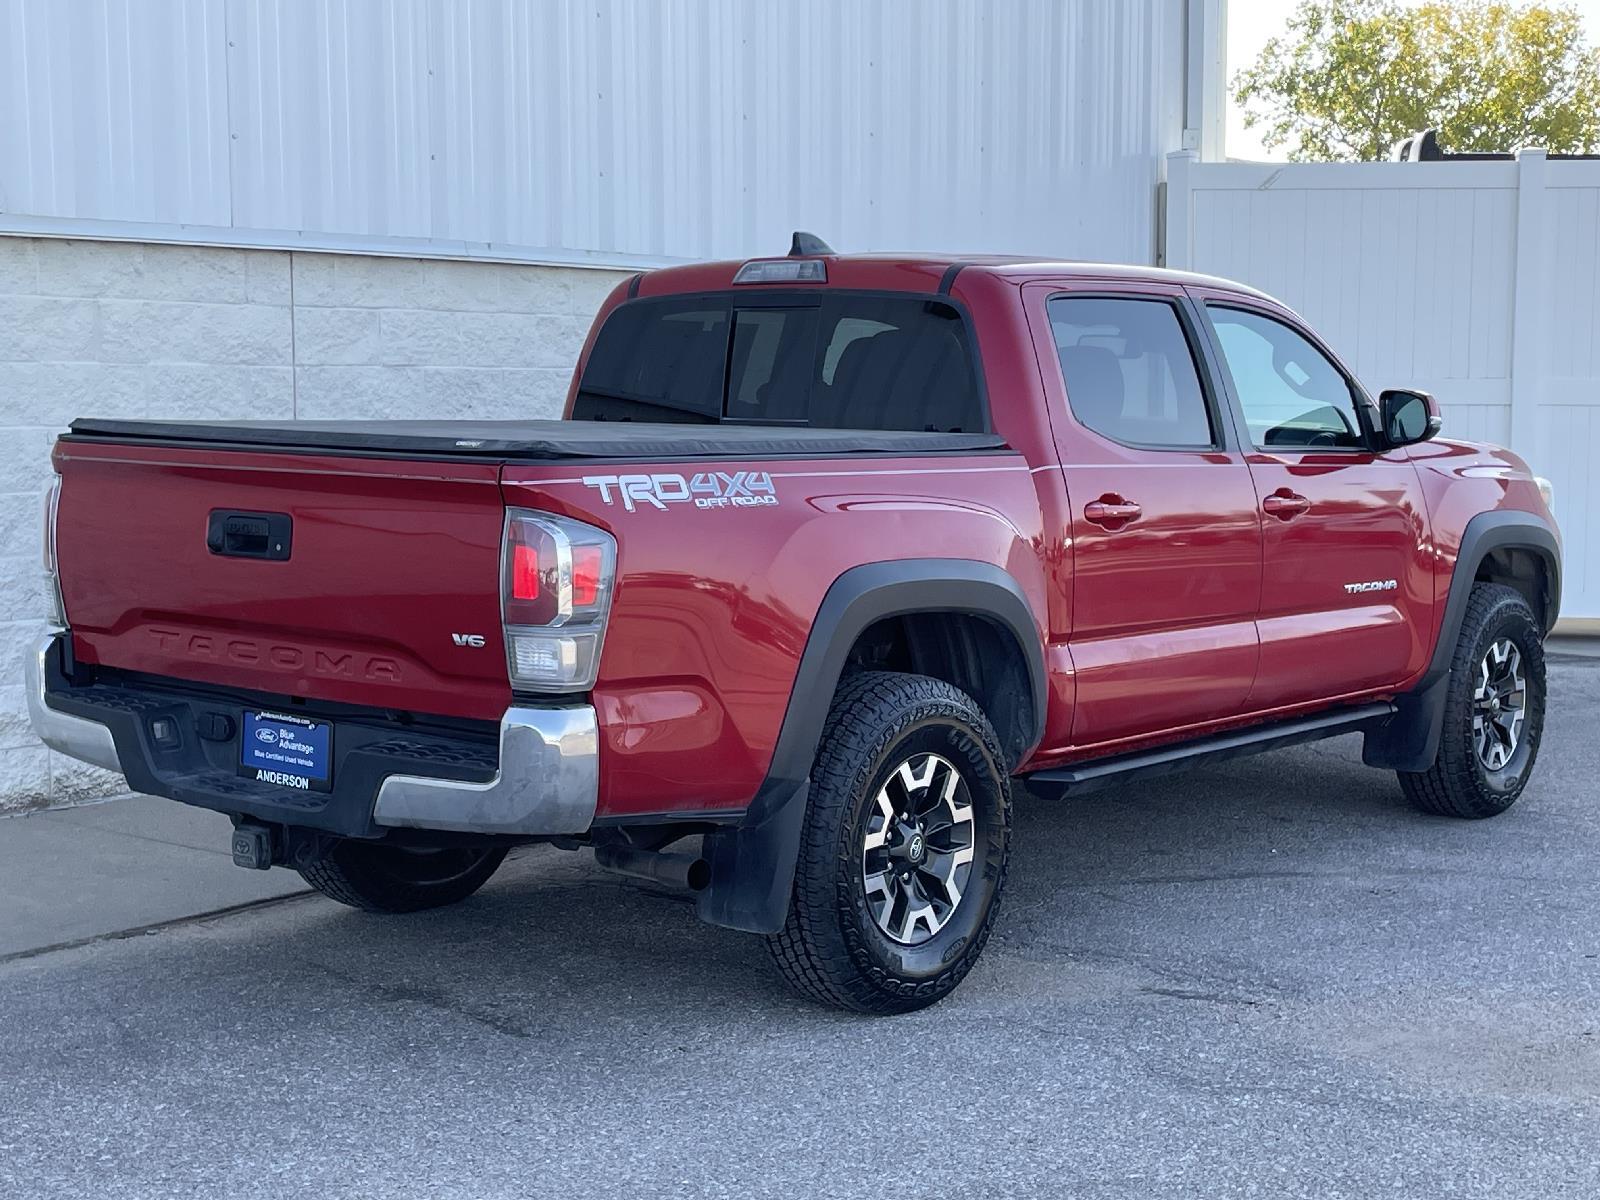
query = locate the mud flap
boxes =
[1362,672,1450,773]
[696,780,810,935]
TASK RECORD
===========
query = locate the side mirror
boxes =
[1379,388,1442,448]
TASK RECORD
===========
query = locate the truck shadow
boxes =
[246,659,1590,1031]
[253,735,1428,1029]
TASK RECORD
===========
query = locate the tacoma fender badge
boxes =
[581,470,778,512]
[1343,579,1398,594]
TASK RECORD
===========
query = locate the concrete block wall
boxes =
[0,236,629,814]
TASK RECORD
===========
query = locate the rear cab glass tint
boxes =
[575,297,730,423]
[573,292,987,432]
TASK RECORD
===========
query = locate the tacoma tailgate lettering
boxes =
[146,628,400,681]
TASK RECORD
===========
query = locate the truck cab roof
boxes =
[633,252,1276,304]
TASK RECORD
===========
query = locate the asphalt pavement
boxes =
[2,655,1598,1199]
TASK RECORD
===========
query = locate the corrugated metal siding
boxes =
[1,0,1186,264]
[1,0,231,225]
[224,0,435,240]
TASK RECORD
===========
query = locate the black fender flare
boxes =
[1364,509,1560,771]
[697,559,1046,934]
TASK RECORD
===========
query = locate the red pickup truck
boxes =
[30,239,1560,1014]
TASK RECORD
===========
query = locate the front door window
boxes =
[1208,306,1366,450]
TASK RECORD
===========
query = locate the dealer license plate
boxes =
[238,710,332,792]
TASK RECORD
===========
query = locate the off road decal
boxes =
[581,471,778,513]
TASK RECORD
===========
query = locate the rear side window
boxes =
[1048,296,1215,449]
[573,293,985,432]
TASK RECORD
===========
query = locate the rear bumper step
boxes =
[1024,702,1396,795]
[373,706,598,836]
[27,630,598,838]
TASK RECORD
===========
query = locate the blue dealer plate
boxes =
[239,711,333,792]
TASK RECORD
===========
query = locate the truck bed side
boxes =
[52,433,1046,824]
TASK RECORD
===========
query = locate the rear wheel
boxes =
[766,671,1011,1015]
[1399,583,1546,819]
[299,840,508,913]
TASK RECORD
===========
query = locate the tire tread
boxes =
[1399,582,1544,819]
[765,671,1011,1014]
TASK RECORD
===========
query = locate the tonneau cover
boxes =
[66,418,1008,460]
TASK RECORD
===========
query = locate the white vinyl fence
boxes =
[1164,148,1600,620]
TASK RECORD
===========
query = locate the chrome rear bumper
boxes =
[373,705,598,835]
[27,630,598,837]
[25,632,122,773]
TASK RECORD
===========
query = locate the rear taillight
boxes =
[42,472,65,626]
[501,509,616,692]
[511,540,542,602]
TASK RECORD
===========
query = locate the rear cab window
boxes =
[573,293,987,432]
[572,298,730,423]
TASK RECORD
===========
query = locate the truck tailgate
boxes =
[52,440,511,721]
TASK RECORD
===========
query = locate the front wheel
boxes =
[1399,582,1547,819]
[766,671,1012,1015]
[299,840,508,913]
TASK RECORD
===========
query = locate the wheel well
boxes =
[841,611,1036,769]
[1475,546,1555,631]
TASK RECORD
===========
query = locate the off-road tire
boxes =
[299,841,509,913]
[1399,583,1546,819]
[766,671,1012,1015]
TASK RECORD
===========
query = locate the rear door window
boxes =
[1048,296,1216,448]
[573,293,985,432]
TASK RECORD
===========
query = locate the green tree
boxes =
[1233,0,1600,160]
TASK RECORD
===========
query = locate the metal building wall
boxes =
[1,0,1188,266]
[0,0,232,226]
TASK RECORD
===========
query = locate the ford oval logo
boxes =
[254,728,279,745]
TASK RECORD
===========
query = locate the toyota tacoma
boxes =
[29,237,1560,1013]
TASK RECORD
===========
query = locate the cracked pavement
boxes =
[2,655,1597,1198]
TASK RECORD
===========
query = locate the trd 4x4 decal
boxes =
[581,471,778,513]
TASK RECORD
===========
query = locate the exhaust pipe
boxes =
[594,844,711,892]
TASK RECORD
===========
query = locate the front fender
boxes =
[1364,509,1560,772]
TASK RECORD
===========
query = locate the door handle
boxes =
[1262,490,1311,520]
[1084,496,1142,528]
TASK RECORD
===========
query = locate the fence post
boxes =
[1508,147,1548,457]
[1163,150,1196,270]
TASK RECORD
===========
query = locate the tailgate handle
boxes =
[207,510,292,561]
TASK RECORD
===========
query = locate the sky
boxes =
[1225,0,1600,159]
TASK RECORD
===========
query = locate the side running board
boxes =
[1023,702,1396,796]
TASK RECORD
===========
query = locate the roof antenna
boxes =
[789,230,835,257]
